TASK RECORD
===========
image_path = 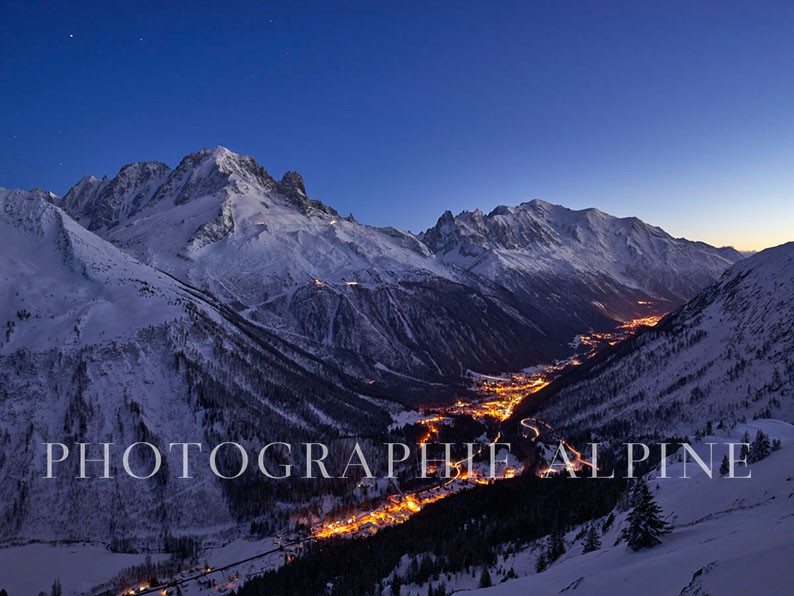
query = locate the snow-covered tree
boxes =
[621,480,671,551]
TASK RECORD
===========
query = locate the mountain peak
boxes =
[526,198,554,210]
[194,146,262,176]
[146,147,277,209]
[488,205,514,217]
[277,170,307,202]
[180,147,275,188]
[116,160,171,179]
[203,144,234,158]
[273,170,342,217]
[59,159,171,230]
[419,210,463,253]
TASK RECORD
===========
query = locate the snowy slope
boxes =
[470,420,794,596]
[56,148,741,392]
[1,187,185,351]
[0,188,390,545]
[522,242,794,440]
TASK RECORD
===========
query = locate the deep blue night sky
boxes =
[1,1,792,249]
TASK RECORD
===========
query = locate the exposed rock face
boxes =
[60,161,171,230]
[277,170,307,202]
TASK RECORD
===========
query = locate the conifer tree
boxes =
[621,480,671,551]
[548,529,566,562]
[719,454,730,476]
[478,566,493,588]
[390,574,402,596]
[740,431,751,460]
[582,524,601,553]
[749,430,771,463]
[534,550,548,573]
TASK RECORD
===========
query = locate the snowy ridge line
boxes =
[49,146,742,393]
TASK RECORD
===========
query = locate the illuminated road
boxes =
[314,313,662,539]
[520,417,596,476]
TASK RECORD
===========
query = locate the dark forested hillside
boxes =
[235,474,626,596]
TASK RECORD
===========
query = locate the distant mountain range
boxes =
[54,146,741,395]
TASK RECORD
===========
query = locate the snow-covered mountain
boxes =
[0,188,390,544]
[56,147,741,394]
[520,242,794,440]
[422,200,743,323]
[54,148,574,391]
[0,149,774,588]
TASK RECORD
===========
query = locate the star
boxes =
[68,33,74,38]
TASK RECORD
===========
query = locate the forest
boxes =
[235,472,627,596]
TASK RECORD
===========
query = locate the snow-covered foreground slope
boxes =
[470,420,794,596]
[0,189,390,545]
[56,147,740,392]
[522,242,794,439]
